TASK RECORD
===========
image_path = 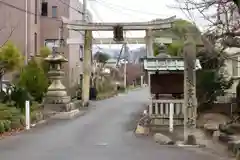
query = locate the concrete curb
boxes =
[176,143,206,148]
[51,109,85,120]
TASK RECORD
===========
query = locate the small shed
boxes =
[142,55,201,126]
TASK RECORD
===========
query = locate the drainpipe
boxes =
[25,0,28,65]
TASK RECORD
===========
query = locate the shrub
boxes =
[0,121,4,133]
[3,120,11,132]
[10,86,32,112]
[17,59,48,102]
[0,110,12,120]
[10,119,22,130]
[31,101,40,112]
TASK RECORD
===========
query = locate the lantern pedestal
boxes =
[43,49,81,118]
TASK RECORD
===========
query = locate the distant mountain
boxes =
[93,46,146,64]
[130,47,146,63]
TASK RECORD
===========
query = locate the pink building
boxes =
[0,0,92,96]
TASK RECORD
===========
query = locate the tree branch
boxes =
[0,26,16,48]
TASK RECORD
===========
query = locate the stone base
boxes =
[135,124,150,135]
[51,109,85,120]
[44,96,71,104]
[176,141,205,148]
[44,100,82,113]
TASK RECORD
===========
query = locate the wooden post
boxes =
[140,75,143,87]
[82,30,92,106]
[183,34,197,143]
[169,102,174,132]
[145,29,154,100]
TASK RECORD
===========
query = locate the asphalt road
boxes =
[0,88,227,160]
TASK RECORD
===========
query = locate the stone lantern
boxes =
[44,47,71,112]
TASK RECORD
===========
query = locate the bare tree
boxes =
[173,0,240,50]
[0,26,16,48]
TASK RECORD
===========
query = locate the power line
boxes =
[94,0,146,21]
[96,0,168,17]
[58,0,101,49]
[4,0,236,65]
[58,0,84,15]
[88,2,102,37]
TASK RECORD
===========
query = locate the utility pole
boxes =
[25,0,28,65]
[123,31,127,89]
[58,22,64,47]
[123,44,127,89]
[82,0,92,107]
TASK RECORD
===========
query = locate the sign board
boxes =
[143,58,201,71]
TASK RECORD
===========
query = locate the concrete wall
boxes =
[0,0,41,80]
[28,0,41,57]
[0,0,26,54]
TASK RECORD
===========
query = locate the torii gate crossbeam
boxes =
[66,37,173,45]
[62,16,176,31]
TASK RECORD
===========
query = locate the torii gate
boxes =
[61,16,176,103]
[61,16,198,143]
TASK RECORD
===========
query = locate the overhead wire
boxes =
[95,0,240,65]
[94,0,147,21]
[95,0,169,17]
[57,0,103,50]
[2,0,238,66]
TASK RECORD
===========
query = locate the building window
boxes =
[41,1,48,16]
[52,6,57,18]
[44,39,59,51]
[34,33,37,54]
[35,0,38,24]
[232,58,238,77]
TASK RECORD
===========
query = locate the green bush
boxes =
[11,115,25,126]
[10,119,22,130]
[0,121,4,133]
[0,103,26,133]
[10,86,32,112]
[31,101,40,112]
[31,111,43,123]
[3,120,11,132]
[0,110,12,120]
[31,111,37,123]
[17,59,48,102]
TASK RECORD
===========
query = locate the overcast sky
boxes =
[80,0,211,49]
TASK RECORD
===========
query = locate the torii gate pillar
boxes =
[145,29,154,96]
[145,29,154,57]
